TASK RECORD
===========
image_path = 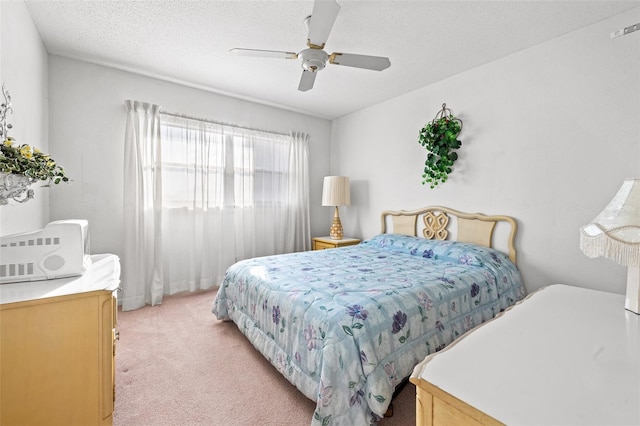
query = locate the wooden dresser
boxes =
[0,254,120,426]
[410,284,640,426]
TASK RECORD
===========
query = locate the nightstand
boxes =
[312,236,360,250]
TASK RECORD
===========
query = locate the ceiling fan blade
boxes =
[298,70,317,92]
[328,52,391,71]
[230,48,297,59]
[307,0,340,49]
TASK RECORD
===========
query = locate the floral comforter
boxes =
[212,234,526,425]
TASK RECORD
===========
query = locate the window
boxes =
[123,102,310,307]
[159,114,291,209]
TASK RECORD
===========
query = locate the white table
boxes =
[410,284,640,425]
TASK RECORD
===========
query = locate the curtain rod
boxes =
[159,110,289,137]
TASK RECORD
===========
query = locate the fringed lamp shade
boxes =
[322,176,350,240]
[580,179,640,265]
[580,178,640,314]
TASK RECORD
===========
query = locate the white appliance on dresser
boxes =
[0,219,91,283]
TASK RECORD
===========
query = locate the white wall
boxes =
[5,2,639,297]
[0,1,49,235]
[332,8,640,295]
[47,56,332,258]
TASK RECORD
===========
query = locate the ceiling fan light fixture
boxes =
[299,48,328,72]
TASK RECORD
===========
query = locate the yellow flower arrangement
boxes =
[0,84,68,186]
[1,137,68,185]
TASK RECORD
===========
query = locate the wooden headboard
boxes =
[380,205,518,264]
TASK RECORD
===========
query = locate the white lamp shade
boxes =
[580,178,640,266]
[322,176,350,206]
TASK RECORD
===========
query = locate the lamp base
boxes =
[626,267,640,314]
[329,206,344,240]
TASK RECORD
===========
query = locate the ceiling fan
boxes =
[230,0,391,92]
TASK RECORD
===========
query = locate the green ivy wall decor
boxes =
[418,103,463,188]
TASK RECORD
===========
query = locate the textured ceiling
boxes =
[24,0,640,120]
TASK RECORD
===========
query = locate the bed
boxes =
[212,206,526,425]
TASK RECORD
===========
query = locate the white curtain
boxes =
[122,107,310,310]
[231,127,310,259]
[286,131,311,252]
[122,100,163,311]
[159,115,232,295]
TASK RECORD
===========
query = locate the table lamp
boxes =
[580,178,640,314]
[322,176,350,240]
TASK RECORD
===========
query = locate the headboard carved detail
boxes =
[423,212,449,240]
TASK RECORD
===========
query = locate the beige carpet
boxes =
[114,289,416,426]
